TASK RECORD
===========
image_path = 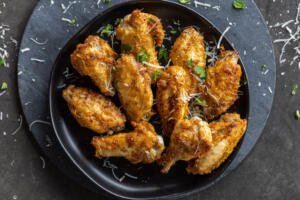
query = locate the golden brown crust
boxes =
[202,49,242,120]
[91,121,165,164]
[62,85,126,134]
[116,10,165,79]
[114,54,153,121]
[186,113,247,175]
[70,35,118,96]
[159,117,212,173]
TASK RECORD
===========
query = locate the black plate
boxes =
[49,1,249,199]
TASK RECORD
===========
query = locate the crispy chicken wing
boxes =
[62,85,126,134]
[91,121,165,164]
[70,35,117,96]
[156,66,192,137]
[116,10,165,78]
[202,49,242,120]
[170,27,207,69]
[115,54,153,121]
[186,113,247,175]
[159,117,212,173]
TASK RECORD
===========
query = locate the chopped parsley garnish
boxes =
[194,97,207,107]
[158,46,169,62]
[296,110,300,120]
[114,18,123,25]
[151,71,161,81]
[179,0,190,4]
[1,82,8,90]
[100,24,114,37]
[121,44,132,53]
[173,19,181,26]
[69,18,77,25]
[148,18,156,23]
[187,58,193,68]
[0,58,5,66]
[232,0,246,9]
[137,50,150,63]
[194,66,207,79]
[184,115,189,119]
[291,84,299,96]
[170,30,177,35]
[102,0,111,3]
[261,64,267,71]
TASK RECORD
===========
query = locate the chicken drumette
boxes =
[91,121,165,164]
[186,113,247,175]
[116,9,165,79]
[70,35,118,96]
[114,54,153,121]
[62,85,126,134]
[159,117,212,173]
[201,48,242,120]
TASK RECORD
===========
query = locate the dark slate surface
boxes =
[0,0,299,200]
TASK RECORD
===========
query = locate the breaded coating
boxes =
[186,113,247,175]
[115,54,153,121]
[202,49,242,120]
[170,27,207,69]
[62,85,126,134]
[116,10,165,78]
[91,121,165,164]
[156,66,191,137]
[159,117,212,173]
[70,35,118,96]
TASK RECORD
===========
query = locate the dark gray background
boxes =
[0,0,299,199]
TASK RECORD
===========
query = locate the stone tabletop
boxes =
[0,0,299,200]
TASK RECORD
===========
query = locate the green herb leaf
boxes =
[0,58,5,66]
[232,0,246,9]
[121,44,132,53]
[69,18,77,25]
[194,97,207,107]
[151,71,161,81]
[295,110,300,120]
[187,58,193,68]
[170,30,177,35]
[184,115,189,119]
[179,0,190,4]
[261,64,267,71]
[100,24,114,37]
[158,46,169,62]
[102,0,111,3]
[114,18,123,25]
[291,84,299,96]
[137,50,150,63]
[194,66,207,79]
[148,18,156,23]
[173,19,181,26]
[1,82,8,90]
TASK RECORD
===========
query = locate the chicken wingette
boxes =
[116,9,165,79]
[62,85,126,134]
[170,26,207,69]
[91,121,165,164]
[202,48,242,120]
[159,117,212,173]
[156,66,192,137]
[114,54,153,121]
[186,113,247,175]
[70,35,117,96]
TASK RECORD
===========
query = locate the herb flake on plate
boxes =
[291,84,298,96]
[194,66,207,79]
[137,50,150,63]
[151,71,161,81]
[158,46,169,62]
[100,24,114,37]
[1,82,8,90]
[233,0,246,9]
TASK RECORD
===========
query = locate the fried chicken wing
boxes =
[170,27,207,69]
[91,121,165,164]
[159,117,212,173]
[62,85,126,134]
[156,66,192,137]
[186,113,247,175]
[116,10,165,78]
[115,54,153,121]
[202,49,242,120]
[70,35,117,96]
